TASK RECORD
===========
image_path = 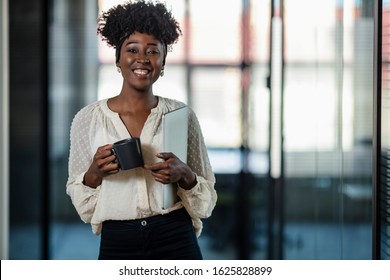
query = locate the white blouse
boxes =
[66,96,217,237]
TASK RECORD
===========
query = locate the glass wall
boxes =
[49,0,101,259]
[283,0,373,259]
[8,0,48,259]
[43,0,375,260]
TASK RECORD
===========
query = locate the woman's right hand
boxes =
[83,144,119,188]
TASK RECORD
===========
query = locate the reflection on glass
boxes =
[283,0,373,259]
[189,0,241,64]
[284,66,339,152]
[250,0,271,63]
[153,65,187,103]
[191,68,241,148]
[380,0,390,260]
[248,66,270,174]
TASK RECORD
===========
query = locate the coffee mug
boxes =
[112,138,144,170]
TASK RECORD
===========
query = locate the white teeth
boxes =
[134,69,149,75]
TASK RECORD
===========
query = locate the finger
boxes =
[99,161,119,174]
[96,144,114,155]
[96,155,116,167]
[100,143,113,150]
[151,172,171,184]
[144,161,169,171]
[105,162,120,173]
[96,144,112,154]
[95,149,114,161]
[156,152,175,160]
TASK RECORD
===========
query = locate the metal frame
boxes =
[0,0,9,260]
[372,0,382,260]
[266,0,285,260]
[42,0,50,260]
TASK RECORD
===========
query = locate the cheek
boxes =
[124,56,136,64]
[156,56,164,67]
[151,60,164,76]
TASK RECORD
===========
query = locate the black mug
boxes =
[112,138,144,170]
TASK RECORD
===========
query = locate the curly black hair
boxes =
[97,0,182,63]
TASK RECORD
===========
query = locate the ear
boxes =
[162,43,168,66]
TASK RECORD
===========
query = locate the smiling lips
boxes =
[133,69,150,77]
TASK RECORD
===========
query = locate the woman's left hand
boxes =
[144,152,197,190]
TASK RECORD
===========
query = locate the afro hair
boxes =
[97,0,182,62]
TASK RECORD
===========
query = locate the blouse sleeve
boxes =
[177,109,217,219]
[66,106,100,223]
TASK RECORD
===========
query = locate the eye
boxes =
[126,48,138,54]
[147,49,160,55]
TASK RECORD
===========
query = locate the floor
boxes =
[9,222,371,260]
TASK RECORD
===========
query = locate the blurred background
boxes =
[0,0,389,260]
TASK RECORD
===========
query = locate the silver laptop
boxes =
[161,106,189,209]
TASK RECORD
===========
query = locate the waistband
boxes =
[103,207,188,226]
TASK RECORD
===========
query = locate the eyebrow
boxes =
[125,41,159,47]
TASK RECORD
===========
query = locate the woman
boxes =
[66,0,217,260]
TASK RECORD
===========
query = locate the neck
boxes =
[109,90,158,114]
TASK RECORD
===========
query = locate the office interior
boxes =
[0,0,389,260]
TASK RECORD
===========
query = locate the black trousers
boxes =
[98,208,203,260]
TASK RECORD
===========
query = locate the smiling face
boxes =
[117,32,166,93]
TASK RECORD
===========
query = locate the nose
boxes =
[137,56,150,64]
